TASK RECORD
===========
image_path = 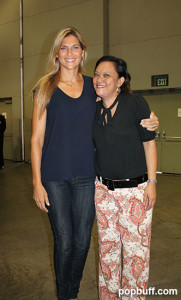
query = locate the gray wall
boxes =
[108,0,181,90]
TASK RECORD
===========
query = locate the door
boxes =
[145,93,181,174]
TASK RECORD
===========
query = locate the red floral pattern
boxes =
[97,208,109,230]
[131,255,146,279]
[95,179,153,300]
[129,197,146,226]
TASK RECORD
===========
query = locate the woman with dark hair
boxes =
[93,56,157,300]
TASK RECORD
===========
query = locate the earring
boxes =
[116,86,121,93]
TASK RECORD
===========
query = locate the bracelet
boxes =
[147,179,157,183]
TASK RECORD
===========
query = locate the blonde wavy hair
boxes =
[34,26,87,117]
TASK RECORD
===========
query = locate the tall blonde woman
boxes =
[31,27,96,300]
[31,27,159,300]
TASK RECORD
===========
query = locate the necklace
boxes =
[65,82,72,87]
[60,81,72,87]
[59,75,82,87]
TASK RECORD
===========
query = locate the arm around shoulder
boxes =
[133,94,159,131]
[141,112,159,131]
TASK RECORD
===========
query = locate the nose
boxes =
[67,47,72,56]
[96,75,104,82]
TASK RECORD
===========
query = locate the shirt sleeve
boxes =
[133,93,155,142]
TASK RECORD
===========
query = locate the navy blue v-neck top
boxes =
[41,75,97,182]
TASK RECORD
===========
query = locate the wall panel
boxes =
[0,0,19,24]
[109,0,181,45]
[0,22,19,61]
[23,0,89,16]
[23,0,104,57]
[0,60,20,96]
[108,0,181,90]
[110,36,181,90]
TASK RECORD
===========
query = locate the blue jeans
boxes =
[43,175,95,300]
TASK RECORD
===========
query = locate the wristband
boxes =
[147,179,157,183]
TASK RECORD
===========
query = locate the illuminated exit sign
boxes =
[151,74,169,87]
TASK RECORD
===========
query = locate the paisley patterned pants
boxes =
[95,179,153,300]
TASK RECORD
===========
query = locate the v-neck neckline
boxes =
[56,75,85,100]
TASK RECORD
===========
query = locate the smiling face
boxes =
[57,34,84,71]
[93,61,125,103]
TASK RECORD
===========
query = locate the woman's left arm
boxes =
[143,140,157,210]
[141,112,159,131]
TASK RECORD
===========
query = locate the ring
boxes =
[152,124,156,128]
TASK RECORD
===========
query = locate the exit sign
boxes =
[151,74,169,87]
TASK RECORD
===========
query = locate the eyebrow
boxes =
[60,43,80,47]
[95,71,111,74]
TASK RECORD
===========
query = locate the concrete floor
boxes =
[0,161,180,300]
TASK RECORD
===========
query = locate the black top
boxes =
[93,93,155,180]
[0,115,6,135]
[41,75,97,182]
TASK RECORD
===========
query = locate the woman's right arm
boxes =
[31,95,50,212]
